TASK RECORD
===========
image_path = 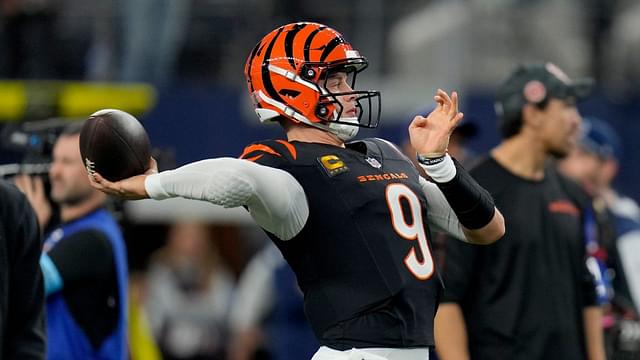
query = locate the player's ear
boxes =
[521,103,542,129]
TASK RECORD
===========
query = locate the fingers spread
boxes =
[94,172,108,185]
[88,172,108,190]
[410,115,428,128]
[438,89,452,113]
[451,91,459,115]
[437,89,462,120]
[451,112,464,128]
[433,96,444,112]
[88,175,99,189]
[430,89,464,127]
[145,157,158,175]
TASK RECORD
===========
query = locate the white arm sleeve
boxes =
[418,176,467,242]
[144,157,309,240]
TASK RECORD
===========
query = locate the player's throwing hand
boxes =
[88,158,157,200]
[409,89,464,158]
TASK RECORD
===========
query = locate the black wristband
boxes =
[416,153,446,166]
[435,158,495,229]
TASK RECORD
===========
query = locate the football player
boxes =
[89,22,504,360]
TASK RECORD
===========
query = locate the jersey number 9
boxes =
[386,183,435,280]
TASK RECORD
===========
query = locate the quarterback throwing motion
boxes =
[89,22,504,360]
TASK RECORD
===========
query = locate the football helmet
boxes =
[244,22,381,140]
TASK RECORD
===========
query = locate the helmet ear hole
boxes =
[316,105,329,119]
[300,65,316,81]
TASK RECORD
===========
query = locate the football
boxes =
[79,109,151,182]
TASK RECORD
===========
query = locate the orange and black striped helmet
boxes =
[244,22,381,133]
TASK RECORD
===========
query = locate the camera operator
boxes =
[15,121,129,360]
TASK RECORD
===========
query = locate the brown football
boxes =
[79,109,151,181]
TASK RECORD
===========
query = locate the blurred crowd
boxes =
[125,221,319,360]
[0,0,415,86]
[2,0,640,96]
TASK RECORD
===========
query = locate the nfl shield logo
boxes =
[365,157,382,168]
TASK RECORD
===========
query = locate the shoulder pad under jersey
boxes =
[239,139,298,165]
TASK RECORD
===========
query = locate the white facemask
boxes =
[328,116,360,141]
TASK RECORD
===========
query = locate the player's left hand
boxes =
[409,89,464,158]
[88,157,157,200]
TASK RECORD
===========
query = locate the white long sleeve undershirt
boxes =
[144,158,309,240]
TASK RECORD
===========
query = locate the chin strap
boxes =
[328,117,360,141]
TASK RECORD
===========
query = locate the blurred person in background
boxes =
[88,21,504,360]
[435,63,606,360]
[120,0,190,86]
[559,117,640,357]
[0,179,46,359]
[128,271,162,360]
[144,221,234,360]
[14,121,128,360]
[0,0,58,78]
[228,243,318,360]
[436,121,479,167]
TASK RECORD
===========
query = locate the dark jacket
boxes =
[0,180,46,359]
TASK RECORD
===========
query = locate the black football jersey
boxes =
[240,138,443,350]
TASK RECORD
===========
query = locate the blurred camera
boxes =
[0,118,69,178]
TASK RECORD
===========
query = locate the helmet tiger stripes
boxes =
[244,22,381,139]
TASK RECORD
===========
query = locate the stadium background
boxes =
[2,0,638,201]
[1,0,639,358]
